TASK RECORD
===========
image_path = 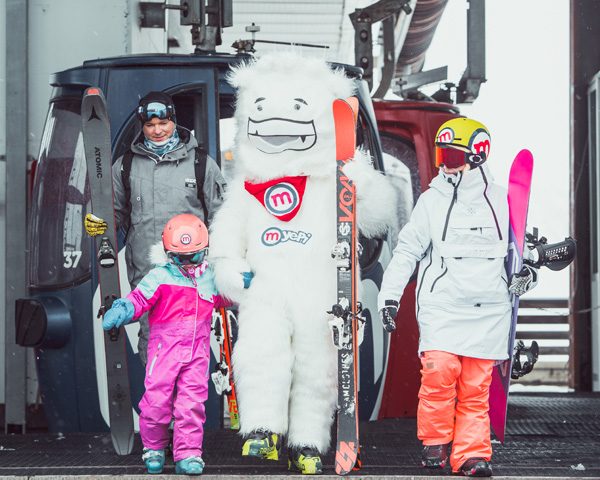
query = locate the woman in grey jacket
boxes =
[84,91,227,364]
[377,117,536,477]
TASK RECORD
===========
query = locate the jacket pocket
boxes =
[445,215,500,246]
[429,266,448,293]
[443,256,509,304]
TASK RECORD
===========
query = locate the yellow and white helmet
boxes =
[434,117,491,169]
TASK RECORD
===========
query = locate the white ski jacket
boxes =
[378,164,512,360]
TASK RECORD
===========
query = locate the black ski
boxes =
[330,97,361,475]
[82,87,134,455]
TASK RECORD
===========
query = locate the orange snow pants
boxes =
[417,350,495,472]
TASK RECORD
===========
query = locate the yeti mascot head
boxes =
[228,52,355,180]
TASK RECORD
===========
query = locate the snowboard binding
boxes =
[97,236,117,268]
[524,228,576,271]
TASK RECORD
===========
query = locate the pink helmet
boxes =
[162,214,209,256]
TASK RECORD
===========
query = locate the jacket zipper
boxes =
[190,275,199,363]
[429,266,448,293]
[441,172,463,241]
[416,245,433,315]
[479,168,503,240]
[148,342,162,376]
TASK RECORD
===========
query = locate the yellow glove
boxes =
[84,213,108,237]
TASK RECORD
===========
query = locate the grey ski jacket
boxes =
[378,164,512,360]
[112,127,226,288]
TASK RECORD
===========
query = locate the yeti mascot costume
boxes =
[209,52,396,474]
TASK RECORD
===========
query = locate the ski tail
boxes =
[489,149,534,443]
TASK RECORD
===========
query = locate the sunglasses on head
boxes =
[168,248,208,266]
[137,102,174,123]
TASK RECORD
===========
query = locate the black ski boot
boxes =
[459,458,493,477]
[421,443,450,468]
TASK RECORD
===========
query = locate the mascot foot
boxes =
[241,430,281,460]
[288,446,323,475]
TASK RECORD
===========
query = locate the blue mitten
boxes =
[242,271,254,289]
[102,298,135,330]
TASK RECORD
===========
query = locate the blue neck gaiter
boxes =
[144,129,181,157]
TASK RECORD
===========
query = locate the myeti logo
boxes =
[264,183,299,216]
[261,227,312,246]
[436,127,454,144]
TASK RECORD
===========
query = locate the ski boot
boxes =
[288,446,323,475]
[241,429,281,460]
[421,443,450,469]
[175,456,205,475]
[142,448,165,474]
[459,458,493,477]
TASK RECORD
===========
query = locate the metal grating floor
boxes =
[0,393,599,477]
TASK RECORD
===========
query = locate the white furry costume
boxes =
[209,53,397,453]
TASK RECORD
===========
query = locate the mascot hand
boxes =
[214,259,251,302]
[242,271,254,289]
[342,151,374,186]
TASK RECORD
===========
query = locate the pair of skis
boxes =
[330,97,362,475]
[82,88,134,455]
[211,307,240,430]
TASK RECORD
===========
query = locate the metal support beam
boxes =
[570,0,600,392]
[4,0,28,432]
[350,0,412,91]
[456,0,486,104]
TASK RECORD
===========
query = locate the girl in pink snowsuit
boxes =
[103,213,227,475]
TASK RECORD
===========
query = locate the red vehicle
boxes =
[373,99,460,418]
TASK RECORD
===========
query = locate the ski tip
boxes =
[345,96,359,120]
[111,431,135,456]
[333,98,357,161]
[84,86,105,98]
[515,148,534,166]
[517,148,533,158]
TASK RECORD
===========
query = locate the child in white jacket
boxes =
[377,117,537,477]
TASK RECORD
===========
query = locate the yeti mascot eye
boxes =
[228,52,355,178]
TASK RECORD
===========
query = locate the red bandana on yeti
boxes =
[244,176,307,222]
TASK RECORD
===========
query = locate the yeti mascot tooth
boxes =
[209,52,397,474]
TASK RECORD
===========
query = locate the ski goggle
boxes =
[168,248,208,266]
[137,102,175,123]
[435,145,469,168]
